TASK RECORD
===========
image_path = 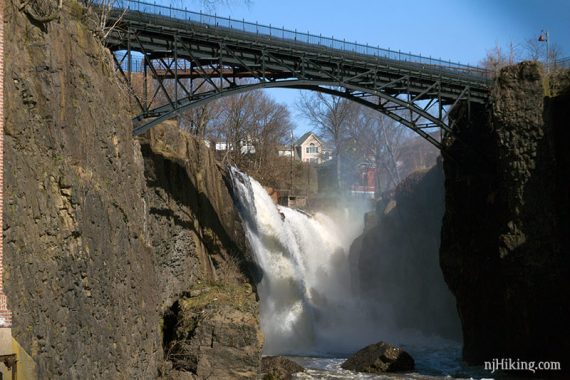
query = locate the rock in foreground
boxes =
[341,342,414,373]
[262,356,304,379]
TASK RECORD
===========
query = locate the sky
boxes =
[159,0,570,134]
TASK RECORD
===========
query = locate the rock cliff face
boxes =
[4,1,261,378]
[440,62,570,371]
[142,124,262,379]
[140,123,257,308]
[5,1,162,377]
[349,163,461,340]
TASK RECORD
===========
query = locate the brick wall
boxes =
[0,0,11,328]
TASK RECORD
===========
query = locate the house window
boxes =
[306,143,319,154]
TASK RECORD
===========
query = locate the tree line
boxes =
[480,35,565,74]
[158,78,421,196]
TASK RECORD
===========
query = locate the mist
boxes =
[229,164,460,358]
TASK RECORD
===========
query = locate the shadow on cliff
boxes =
[140,133,261,287]
[349,160,462,342]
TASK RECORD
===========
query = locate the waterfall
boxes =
[229,167,365,355]
[229,167,468,377]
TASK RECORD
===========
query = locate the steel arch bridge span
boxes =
[132,79,460,149]
[102,0,490,149]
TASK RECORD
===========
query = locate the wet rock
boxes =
[141,122,265,377]
[167,369,197,380]
[341,341,414,373]
[261,356,304,379]
[140,121,257,308]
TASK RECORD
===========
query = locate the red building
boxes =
[351,163,376,198]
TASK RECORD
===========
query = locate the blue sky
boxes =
[165,0,570,134]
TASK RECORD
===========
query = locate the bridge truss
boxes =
[103,0,490,149]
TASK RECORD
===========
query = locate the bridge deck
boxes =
[100,0,491,144]
[104,0,489,102]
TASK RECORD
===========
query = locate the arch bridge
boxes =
[102,0,491,149]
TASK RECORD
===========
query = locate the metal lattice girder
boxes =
[102,1,490,149]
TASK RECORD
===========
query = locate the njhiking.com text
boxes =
[484,358,561,374]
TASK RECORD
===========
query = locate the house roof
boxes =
[294,131,323,147]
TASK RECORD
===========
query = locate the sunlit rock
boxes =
[341,341,414,373]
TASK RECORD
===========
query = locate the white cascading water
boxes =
[229,168,472,377]
[229,167,373,355]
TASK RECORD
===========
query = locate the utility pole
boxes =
[290,130,294,194]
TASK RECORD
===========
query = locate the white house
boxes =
[294,132,329,164]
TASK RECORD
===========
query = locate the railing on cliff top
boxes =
[100,0,490,79]
[553,56,570,69]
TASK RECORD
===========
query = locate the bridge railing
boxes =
[100,0,489,78]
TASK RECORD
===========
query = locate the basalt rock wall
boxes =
[4,1,162,376]
[3,1,260,378]
[440,62,570,372]
[141,123,262,379]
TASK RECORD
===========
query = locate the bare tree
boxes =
[347,107,412,193]
[481,37,563,74]
[480,42,518,74]
[523,37,562,64]
[297,92,357,191]
[181,102,223,138]
[77,0,127,40]
[546,44,563,69]
[249,97,291,172]
[206,90,291,175]
[215,91,257,166]
[525,38,544,61]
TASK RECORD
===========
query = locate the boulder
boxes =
[261,356,304,379]
[341,342,414,373]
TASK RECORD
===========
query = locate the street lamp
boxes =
[538,30,549,65]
